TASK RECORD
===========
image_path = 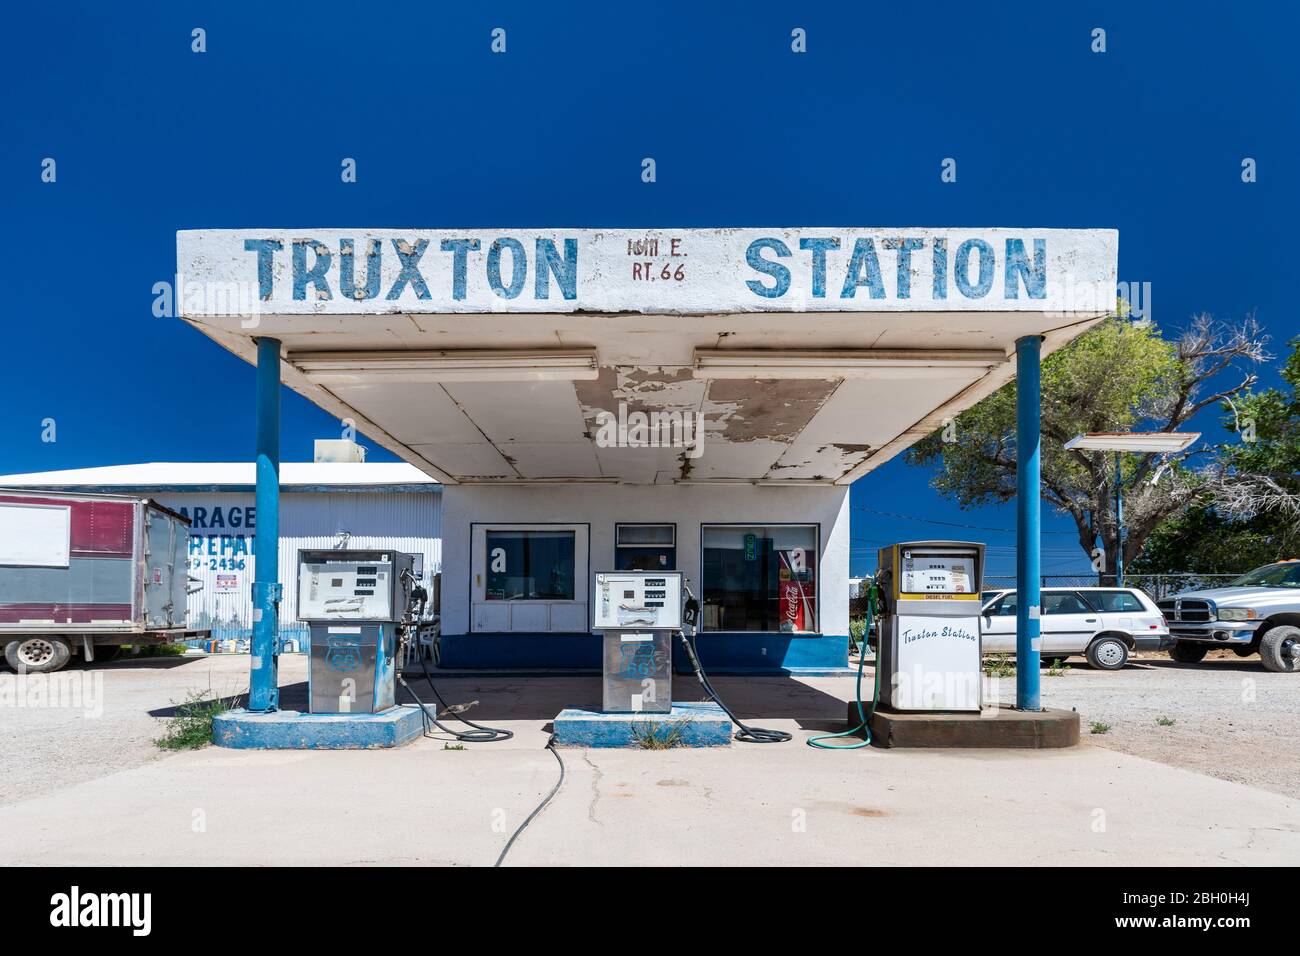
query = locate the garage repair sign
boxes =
[177,227,1117,316]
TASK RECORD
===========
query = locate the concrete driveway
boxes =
[1,654,1297,866]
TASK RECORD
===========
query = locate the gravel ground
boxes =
[989,649,1299,798]
[0,653,257,806]
[1,648,1295,807]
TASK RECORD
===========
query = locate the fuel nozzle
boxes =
[682,583,700,633]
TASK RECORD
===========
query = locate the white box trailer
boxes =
[0,489,207,672]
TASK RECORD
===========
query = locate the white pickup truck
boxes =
[1157,561,1300,672]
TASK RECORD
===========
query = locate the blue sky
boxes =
[2,2,1295,578]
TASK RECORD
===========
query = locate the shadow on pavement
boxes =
[395,671,857,728]
[143,671,860,729]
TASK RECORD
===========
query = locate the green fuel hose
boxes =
[807,586,878,750]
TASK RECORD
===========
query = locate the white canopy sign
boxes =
[177,227,1117,317]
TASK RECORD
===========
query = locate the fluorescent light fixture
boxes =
[290,349,599,384]
[692,349,1007,380]
[1063,431,1201,453]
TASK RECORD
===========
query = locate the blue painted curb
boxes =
[554,701,732,748]
[212,706,425,749]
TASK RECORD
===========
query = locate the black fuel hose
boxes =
[395,569,512,743]
[493,733,565,867]
[396,633,514,743]
[677,630,792,743]
[394,633,562,865]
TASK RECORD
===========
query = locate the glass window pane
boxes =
[616,524,674,546]
[701,525,816,633]
[1043,592,1090,615]
[1093,590,1143,612]
[615,546,676,571]
[615,524,675,571]
[484,531,575,601]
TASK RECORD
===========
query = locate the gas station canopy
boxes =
[177,227,1118,485]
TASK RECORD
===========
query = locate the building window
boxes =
[701,525,817,633]
[615,523,676,571]
[484,530,575,601]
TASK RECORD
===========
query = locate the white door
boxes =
[980,592,1017,652]
[1041,591,1100,653]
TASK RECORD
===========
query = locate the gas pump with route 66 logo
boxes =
[298,549,414,714]
[593,570,684,713]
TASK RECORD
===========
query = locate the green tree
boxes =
[907,314,1268,579]
[1134,335,1300,572]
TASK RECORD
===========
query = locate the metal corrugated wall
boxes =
[154,491,441,646]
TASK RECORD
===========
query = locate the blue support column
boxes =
[1015,335,1042,711]
[250,337,282,712]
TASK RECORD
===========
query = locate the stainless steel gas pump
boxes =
[297,549,414,714]
[592,570,684,713]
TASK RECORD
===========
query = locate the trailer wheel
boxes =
[1259,626,1300,673]
[4,637,72,673]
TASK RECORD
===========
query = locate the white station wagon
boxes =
[980,587,1170,670]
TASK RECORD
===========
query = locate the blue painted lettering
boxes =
[798,237,840,298]
[292,240,332,300]
[954,239,994,298]
[487,238,527,299]
[440,238,480,300]
[535,238,578,300]
[339,238,382,301]
[745,238,792,298]
[244,239,282,300]
[840,238,886,299]
[1005,238,1046,299]
[387,239,432,300]
[882,237,925,299]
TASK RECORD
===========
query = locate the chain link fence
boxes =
[981,573,1241,600]
[849,572,1243,619]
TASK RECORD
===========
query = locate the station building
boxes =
[170,226,1116,676]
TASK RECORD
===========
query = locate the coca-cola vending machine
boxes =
[778,548,815,633]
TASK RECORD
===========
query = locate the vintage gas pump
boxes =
[876,540,985,712]
[592,570,683,713]
[297,549,414,714]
